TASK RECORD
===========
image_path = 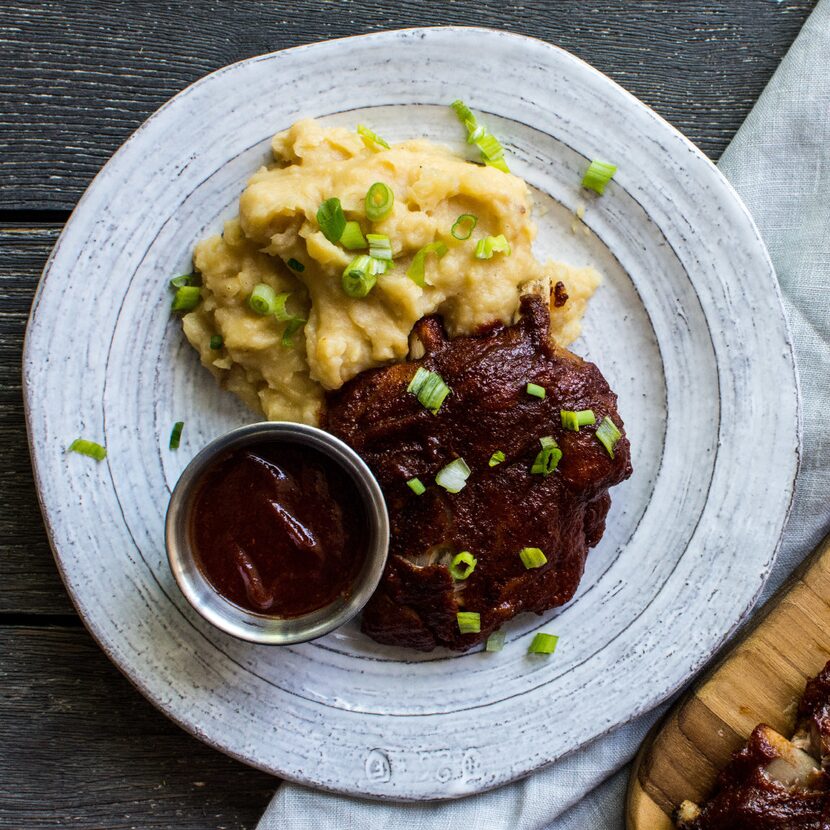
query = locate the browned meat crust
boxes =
[323,295,632,651]
[678,661,830,829]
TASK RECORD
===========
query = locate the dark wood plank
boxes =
[0,224,75,614]
[0,625,276,829]
[0,0,816,209]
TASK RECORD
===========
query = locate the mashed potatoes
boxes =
[183,118,600,425]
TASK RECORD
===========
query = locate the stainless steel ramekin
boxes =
[165,421,389,645]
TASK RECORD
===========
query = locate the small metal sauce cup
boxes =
[165,422,389,645]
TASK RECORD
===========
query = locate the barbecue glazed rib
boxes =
[677,662,830,829]
[324,294,632,651]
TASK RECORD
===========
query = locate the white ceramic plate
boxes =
[24,28,799,800]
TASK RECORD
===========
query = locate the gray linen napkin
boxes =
[259,3,830,825]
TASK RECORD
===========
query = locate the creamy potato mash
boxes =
[183,118,600,424]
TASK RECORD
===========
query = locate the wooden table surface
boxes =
[0,1,817,827]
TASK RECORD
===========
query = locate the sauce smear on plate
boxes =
[190,442,368,616]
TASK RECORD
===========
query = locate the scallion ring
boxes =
[341,255,378,298]
[596,416,622,458]
[286,257,305,272]
[456,611,481,634]
[407,241,448,287]
[485,630,506,652]
[366,233,393,261]
[169,421,184,450]
[451,213,478,240]
[531,437,562,476]
[435,457,471,493]
[248,283,278,315]
[340,221,367,250]
[169,274,193,289]
[407,477,426,495]
[474,234,511,260]
[582,159,617,195]
[519,547,547,569]
[281,317,305,348]
[560,409,596,432]
[528,633,559,655]
[357,124,390,150]
[67,438,106,461]
[526,383,546,399]
[407,367,451,414]
[171,285,201,313]
[365,182,394,221]
[317,197,347,243]
[488,450,505,467]
[209,335,223,350]
[449,551,477,581]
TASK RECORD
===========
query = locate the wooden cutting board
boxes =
[626,533,830,829]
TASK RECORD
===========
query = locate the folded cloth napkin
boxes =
[259,3,830,826]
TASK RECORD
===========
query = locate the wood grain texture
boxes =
[626,533,830,829]
[0,224,74,615]
[0,0,816,209]
[0,625,276,829]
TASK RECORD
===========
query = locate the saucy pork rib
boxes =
[677,662,830,829]
[324,294,632,651]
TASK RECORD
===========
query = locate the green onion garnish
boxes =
[169,421,184,450]
[449,551,477,581]
[407,241,448,288]
[451,213,478,240]
[519,547,547,569]
[365,182,394,221]
[169,274,193,289]
[486,630,506,652]
[357,124,390,150]
[474,234,511,260]
[526,383,546,399]
[317,197,347,243]
[342,255,379,298]
[286,257,305,272]
[407,367,452,414]
[67,438,106,461]
[366,233,393,261]
[560,409,596,431]
[450,99,510,172]
[435,457,471,494]
[340,221,367,250]
[407,477,426,495]
[171,285,201,312]
[248,283,278,315]
[209,335,223,350]
[270,292,294,322]
[528,632,559,655]
[282,317,305,348]
[489,450,505,467]
[596,416,622,458]
[457,611,481,634]
[531,437,562,476]
[582,159,617,195]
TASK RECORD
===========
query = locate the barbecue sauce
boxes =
[190,442,369,616]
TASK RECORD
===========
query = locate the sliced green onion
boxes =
[407,477,426,495]
[582,159,617,195]
[528,632,559,655]
[317,197,347,243]
[248,283,278,315]
[519,547,547,569]
[526,383,546,399]
[449,551,477,581]
[474,234,511,260]
[169,274,193,289]
[357,124,390,150]
[435,457,471,494]
[209,335,223,350]
[272,292,295,322]
[407,367,451,414]
[561,409,596,432]
[366,233,393,261]
[407,241,448,288]
[340,221,367,250]
[169,421,184,450]
[485,630,506,652]
[488,450,505,467]
[596,416,622,458]
[342,255,378,298]
[281,317,305,348]
[531,437,562,476]
[450,99,510,172]
[365,182,394,221]
[67,438,106,461]
[457,611,481,634]
[286,257,305,272]
[451,213,478,240]
[171,285,201,312]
